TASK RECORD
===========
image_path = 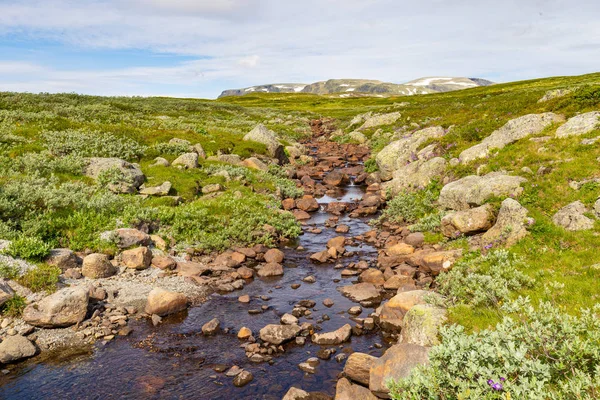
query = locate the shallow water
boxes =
[0,185,388,400]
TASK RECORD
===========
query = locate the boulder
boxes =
[233,370,253,387]
[151,255,177,270]
[441,204,495,238]
[192,143,206,159]
[419,250,461,276]
[151,157,170,167]
[459,113,563,163]
[382,157,447,195]
[282,387,311,400]
[482,198,531,247]
[323,171,349,186]
[23,287,89,328]
[369,343,429,397]
[556,111,600,138]
[202,183,223,194]
[293,210,311,220]
[139,181,172,196]
[109,228,151,249]
[259,324,302,345]
[379,290,430,332]
[144,288,188,316]
[438,172,527,211]
[257,262,284,277]
[282,198,296,210]
[172,152,199,169]
[0,335,36,363]
[0,280,14,307]
[335,377,378,400]
[46,248,80,271]
[121,247,152,270]
[359,269,385,286]
[401,304,447,346]
[552,201,595,231]
[375,126,445,181]
[207,154,242,165]
[349,131,368,144]
[386,243,414,256]
[84,157,145,193]
[241,157,268,171]
[297,195,319,212]
[339,283,381,303]
[244,124,288,164]
[404,232,424,247]
[344,352,377,386]
[281,313,299,325]
[359,112,401,130]
[82,253,117,279]
[310,250,331,263]
[311,324,352,345]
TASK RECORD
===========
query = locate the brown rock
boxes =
[369,344,429,397]
[238,327,252,339]
[344,352,377,386]
[310,250,331,263]
[404,232,425,248]
[282,198,296,210]
[257,262,284,277]
[264,248,285,263]
[359,269,385,286]
[383,274,413,290]
[121,247,153,270]
[113,228,150,249]
[292,210,311,220]
[379,290,431,332]
[238,266,254,279]
[82,253,117,279]
[327,236,346,252]
[296,195,319,212]
[336,377,378,400]
[46,248,80,271]
[152,255,177,270]
[385,243,415,256]
[339,283,381,303]
[323,171,349,186]
[144,288,188,316]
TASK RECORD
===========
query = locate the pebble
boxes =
[303,276,316,283]
[291,283,301,289]
[238,295,250,303]
[323,298,334,307]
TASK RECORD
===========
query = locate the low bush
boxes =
[1,295,26,317]
[44,129,146,160]
[2,236,52,261]
[17,264,61,293]
[389,297,600,399]
[373,182,440,225]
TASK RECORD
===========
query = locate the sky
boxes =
[0,0,598,99]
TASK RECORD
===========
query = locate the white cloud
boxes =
[0,0,598,97]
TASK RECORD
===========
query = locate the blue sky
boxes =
[0,0,598,99]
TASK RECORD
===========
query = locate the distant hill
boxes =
[218,77,494,98]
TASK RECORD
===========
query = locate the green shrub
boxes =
[410,211,443,232]
[364,158,378,173]
[0,262,20,280]
[1,294,26,317]
[572,85,600,108]
[435,249,535,308]
[17,264,61,293]
[44,129,146,160]
[2,236,52,261]
[373,182,440,225]
[149,141,190,156]
[389,297,600,399]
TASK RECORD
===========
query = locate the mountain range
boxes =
[218,77,494,98]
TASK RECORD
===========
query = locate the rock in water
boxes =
[282,387,311,400]
[233,370,253,387]
[202,318,221,335]
[243,124,288,164]
[144,288,188,317]
[338,283,380,303]
[259,324,302,345]
[311,324,352,345]
[82,253,117,279]
[369,343,429,397]
[0,335,36,363]
[23,287,89,328]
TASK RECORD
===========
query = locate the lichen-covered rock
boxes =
[172,152,199,169]
[441,204,495,238]
[359,111,401,130]
[538,88,572,103]
[379,290,431,332]
[552,201,595,231]
[401,304,447,346]
[459,113,563,163]
[139,181,171,196]
[438,172,527,211]
[482,198,532,246]
[375,126,445,181]
[84,157,145,193]
[382,157,447,194]
[555,111,600,138]
[369,343,429,397]
[192,143,206,159]
[144,288,188,316]
[244,124,288,164]
[0,335,36,363]
[23,287,89,328]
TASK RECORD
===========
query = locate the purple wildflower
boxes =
[500,377,506,382]
[484,243,493,250]
[492,383,503,391]
[487,379,494,386]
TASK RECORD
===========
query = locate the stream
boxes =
[0,150,389,399]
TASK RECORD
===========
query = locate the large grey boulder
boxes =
[382,157,447,195]
[375,126,445,181]
[359,111,401,130]
[0,335,36,363]
[441,203,495,237]
[438,172,527,211]
[369,343,429,397]
[23,287,89,328]
[555,111,600,138]
[552,201,595,231]
[400,304,447,347]
[84,158,145,193]
[172,152,199,169]
[244,124,288,164]
[259,324,302,345]
[482,198,532,247]
[459,113,563,163]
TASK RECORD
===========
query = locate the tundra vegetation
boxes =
[0,72,599,398]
